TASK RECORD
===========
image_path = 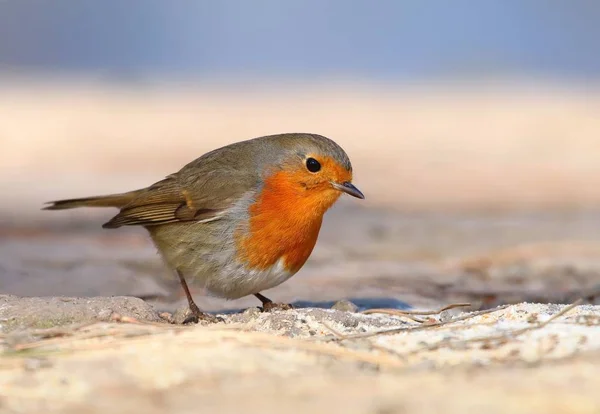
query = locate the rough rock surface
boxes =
[0,295,162,332]
[1,296,599,414]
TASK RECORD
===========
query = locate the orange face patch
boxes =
[236,155,352,273]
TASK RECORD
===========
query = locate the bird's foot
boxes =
[254,293,294,312]
[182,312,223,324]
[181,303,223,324]
[261,301,294,312]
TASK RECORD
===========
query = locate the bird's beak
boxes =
[331,181,365,199]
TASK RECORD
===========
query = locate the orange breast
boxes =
[235,169,341,273]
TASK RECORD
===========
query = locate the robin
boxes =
[44,133,364,322]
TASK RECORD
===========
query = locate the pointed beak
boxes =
[331,181,365,199]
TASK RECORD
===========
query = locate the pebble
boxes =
[331,299,359,313]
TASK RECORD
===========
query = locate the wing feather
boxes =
[101,162,257,229]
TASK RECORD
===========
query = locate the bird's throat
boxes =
[235,170,337,273]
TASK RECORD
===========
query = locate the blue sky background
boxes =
[0,1,598,82]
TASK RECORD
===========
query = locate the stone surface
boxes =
[1,297,600,414]
[0,295,162,332]
[331,299,360,312]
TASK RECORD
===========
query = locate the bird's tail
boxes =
[42,191,142,210]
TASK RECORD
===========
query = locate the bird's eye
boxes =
[306,158,321,173]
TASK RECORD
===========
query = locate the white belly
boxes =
[201,257,295,300]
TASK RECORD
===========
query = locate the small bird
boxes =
[44,133,364,322]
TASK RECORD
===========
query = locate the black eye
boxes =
[306,158,321,173]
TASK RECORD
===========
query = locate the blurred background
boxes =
[1,1,600,311]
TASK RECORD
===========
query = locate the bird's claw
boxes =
[182,303,224,324]
[261,302,294,312]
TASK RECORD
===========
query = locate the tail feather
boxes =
[43,191,142,210]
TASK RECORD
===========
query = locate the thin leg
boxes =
[254,293,293,312]
[254,293,273,306]
[176,270,220,324]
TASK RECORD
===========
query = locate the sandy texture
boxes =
[0,295,161,332]
[1,297,600,414]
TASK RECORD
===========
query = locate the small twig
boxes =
[360,310,427,323]
[383,299,585,358]
[362,302,471,316]
[330,304,511,341]
[445,298,584,347]
[320,321,348,339]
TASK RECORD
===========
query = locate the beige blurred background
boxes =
[2,2,600,220]
[1,80,600,221]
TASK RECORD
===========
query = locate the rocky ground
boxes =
[1,295,600,414]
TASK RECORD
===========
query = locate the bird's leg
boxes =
[254,293,294,312]
[176,269,220,324]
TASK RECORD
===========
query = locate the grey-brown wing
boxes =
[102,164,258,229]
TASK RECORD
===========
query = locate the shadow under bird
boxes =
[44,133,364,322]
